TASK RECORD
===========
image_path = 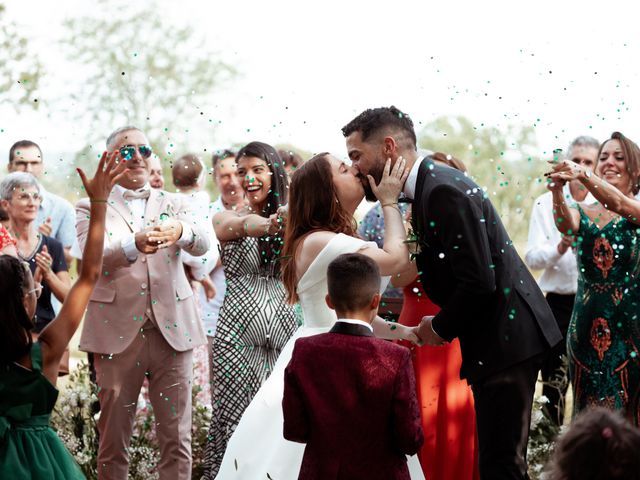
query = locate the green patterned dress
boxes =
[0,342,84,479]
[569,208,640,424]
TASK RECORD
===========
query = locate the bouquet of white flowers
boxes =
[51,361,212,479]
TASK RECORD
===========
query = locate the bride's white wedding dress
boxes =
[214,233,425,479]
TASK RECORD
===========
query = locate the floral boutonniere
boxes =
[405,227,422,261]
[149,203,176,228]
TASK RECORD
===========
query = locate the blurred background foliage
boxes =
[0,0,549,250]
[418,115,548,249]
[0,3,42,109]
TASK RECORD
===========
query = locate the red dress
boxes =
[0,225,16,251]
[398,280,480,480]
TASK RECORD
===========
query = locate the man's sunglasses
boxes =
[119,145,152,161]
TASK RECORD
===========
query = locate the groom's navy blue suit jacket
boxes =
[282,321,423,480]
[411,158,562,384]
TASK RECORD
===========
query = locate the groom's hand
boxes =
[416,316,446,346]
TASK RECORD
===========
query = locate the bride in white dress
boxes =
[214,153,425,479]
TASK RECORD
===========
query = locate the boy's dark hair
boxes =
[341,106,417,150]
[9,140,42,164]
[172,153,204,188]
[327,253,380,312]
[211,149,237,169]
[546,407,640,480]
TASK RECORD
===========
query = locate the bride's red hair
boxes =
[281,153,357,304]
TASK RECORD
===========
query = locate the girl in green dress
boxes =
[0,151,126,479]
[548,132,640,424]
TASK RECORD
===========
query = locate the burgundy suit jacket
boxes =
[283,321,424,480]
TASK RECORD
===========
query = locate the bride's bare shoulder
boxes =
[300,231,338,255]
[296,231,340,276]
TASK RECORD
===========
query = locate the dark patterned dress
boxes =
[568,208,640,424]
[203,236,297,478]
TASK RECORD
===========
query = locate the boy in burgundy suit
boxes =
[283,253,424,480]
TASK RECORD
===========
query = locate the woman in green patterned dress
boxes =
[548,132,640,424]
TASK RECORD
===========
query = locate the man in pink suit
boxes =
[283,253,424,480]
[75,126,210,480]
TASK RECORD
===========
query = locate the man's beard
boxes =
[358,158,386,202]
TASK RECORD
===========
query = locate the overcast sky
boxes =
[2,0,638,172]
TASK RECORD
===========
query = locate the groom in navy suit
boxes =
[343,107,562,479]
[282,253,423,480]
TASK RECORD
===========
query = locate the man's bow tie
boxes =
[123,187,151,201]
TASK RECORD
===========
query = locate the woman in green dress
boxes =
[548,131,640,424]
[0,152,125,479]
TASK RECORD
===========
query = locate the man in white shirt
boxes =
[525,135,599,426]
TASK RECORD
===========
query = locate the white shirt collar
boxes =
[335,318,374,332]
[114,182,151,196]
[402,155,425,200]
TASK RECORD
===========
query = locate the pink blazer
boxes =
[75,188,210,354]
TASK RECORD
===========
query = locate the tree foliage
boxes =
[0,2,43,110]
[60,0,235,169]
[417,115,548,248]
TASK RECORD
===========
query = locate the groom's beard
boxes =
[358,174,377,202]
[358,161,386,202]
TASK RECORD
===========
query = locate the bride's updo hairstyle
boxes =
[281,153,357,304]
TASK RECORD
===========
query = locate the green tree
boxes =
[417,115,548,249]
[0,2,43,109]
[60,0,235,175]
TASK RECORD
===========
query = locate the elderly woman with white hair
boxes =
[0,172,70,333]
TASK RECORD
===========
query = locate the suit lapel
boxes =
[144,188,166,229]
[329,321,374,337]
[108,189,135,233]
[411,156,432,237]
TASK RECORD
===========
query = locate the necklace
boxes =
[16,233,41,261]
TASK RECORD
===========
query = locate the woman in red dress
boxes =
[0,224,17,256]
[395,273,480,480]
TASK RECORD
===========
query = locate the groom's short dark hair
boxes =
[327,253,380,312]
[341,106,417,149]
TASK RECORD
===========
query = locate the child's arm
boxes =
[198,275,216,300]
[390,349,424,455]
[39,152,126,384]
[282,344,309,443]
